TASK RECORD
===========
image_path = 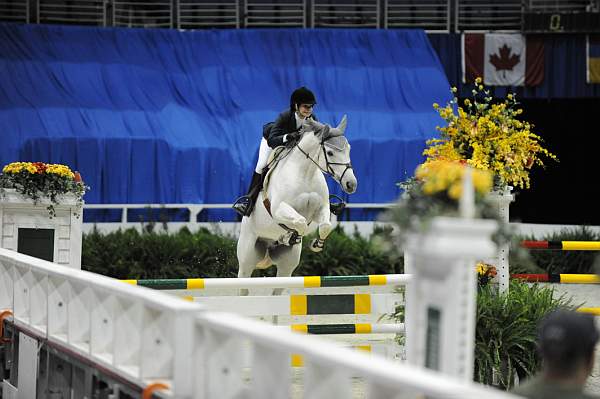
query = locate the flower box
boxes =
[0,162,87,269]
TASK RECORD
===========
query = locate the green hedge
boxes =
[82,225,598,279]
[82,226,402,279]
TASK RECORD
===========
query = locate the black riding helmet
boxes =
[290,86,317,111]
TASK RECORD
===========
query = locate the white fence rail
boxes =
[0,247,522,398]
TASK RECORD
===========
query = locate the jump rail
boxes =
[511,273,600,284]
[520,240,600,251]
[0,248,521,398]
[122,274,412,290]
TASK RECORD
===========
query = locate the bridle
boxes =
[296,135,353,184]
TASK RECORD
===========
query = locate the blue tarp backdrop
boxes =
[0,23,451,219]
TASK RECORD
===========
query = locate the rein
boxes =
[296,138,352,184]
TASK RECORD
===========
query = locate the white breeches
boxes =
[255,138,272,173]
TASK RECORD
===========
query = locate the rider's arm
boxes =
[267,111,293,148]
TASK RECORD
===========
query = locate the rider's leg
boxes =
[232,139,272,216]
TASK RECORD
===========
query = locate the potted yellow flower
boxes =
[421,81,556,290]
[0,162,88,218]
[424,78,557,190]
[387,159,503,241]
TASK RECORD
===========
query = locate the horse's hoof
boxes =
[310,238,325,252]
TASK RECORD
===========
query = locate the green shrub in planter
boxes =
[474,280,575,389]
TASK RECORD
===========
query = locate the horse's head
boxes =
[302,116,357,194]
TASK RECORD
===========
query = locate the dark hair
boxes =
[290,87,317,111]
[538,310,599,375]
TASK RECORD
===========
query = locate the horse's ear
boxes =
[304,118,327,138]
[326,115,348,138]
[304,118,325,132]
[337,114,347,133]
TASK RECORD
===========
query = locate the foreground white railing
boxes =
[0,247,199,396]
[194,311,521,399]
[0,248,521,398]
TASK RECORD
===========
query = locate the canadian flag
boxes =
[462,33,544,86]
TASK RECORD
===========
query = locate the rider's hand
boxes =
[286,131,301,145]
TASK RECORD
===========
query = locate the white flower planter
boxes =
[404,216,497,382]
[0,188,83,269]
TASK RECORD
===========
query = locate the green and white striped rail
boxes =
[122,274,412,290]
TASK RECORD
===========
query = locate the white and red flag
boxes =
[462,33,544,86]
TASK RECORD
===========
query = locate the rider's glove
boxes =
[285,131,301,146]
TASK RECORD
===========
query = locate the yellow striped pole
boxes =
[120,274,412,290]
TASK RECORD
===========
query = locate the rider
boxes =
[232,86,318,217]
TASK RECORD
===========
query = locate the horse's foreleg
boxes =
[310,205,333,253]
[237,267,253,296]
[273,201,308,237]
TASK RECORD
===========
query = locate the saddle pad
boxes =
[262,146,289,198]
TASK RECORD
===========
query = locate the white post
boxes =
[486,187,514,293]
[404,216,497,382]
[403,167,499,381]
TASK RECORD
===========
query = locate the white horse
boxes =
[237,116,357,295]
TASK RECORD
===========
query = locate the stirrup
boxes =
[232,196,252,217]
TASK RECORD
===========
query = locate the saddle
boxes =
[261,145,290,216]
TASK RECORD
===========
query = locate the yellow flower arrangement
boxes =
[0,162,87,217]
[416,160,492,200]
[424,78,557,189]
[385,160,510,244]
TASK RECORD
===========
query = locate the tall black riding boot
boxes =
[232,172,263,217]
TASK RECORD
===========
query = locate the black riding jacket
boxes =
[263,109,318,148]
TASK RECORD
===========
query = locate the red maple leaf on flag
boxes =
[489,44,520,72]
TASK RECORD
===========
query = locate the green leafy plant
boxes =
[474,280,575,389]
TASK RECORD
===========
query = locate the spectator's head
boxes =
[538,310,599,381]
[290,87,316,117]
